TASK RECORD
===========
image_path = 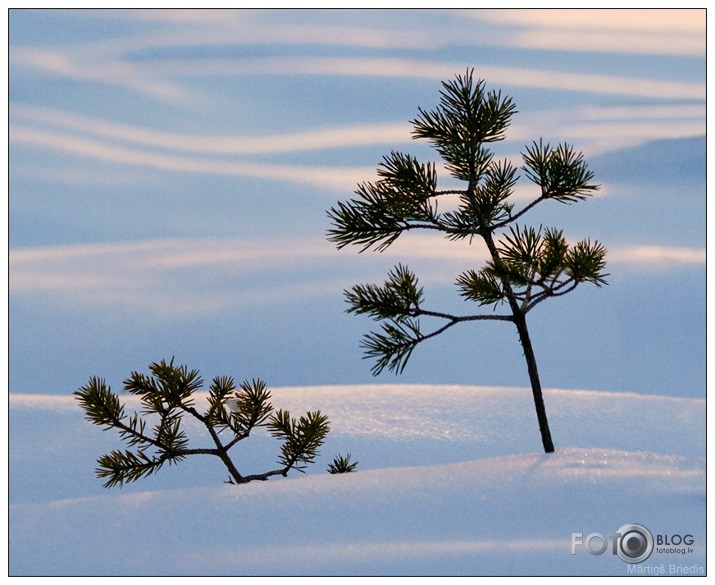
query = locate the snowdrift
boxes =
[9,385,705,576]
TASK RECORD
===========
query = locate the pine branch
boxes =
[411,69,517,183]
[74,378,173,453]
[124,357,202,414]
[523,280,579,314]
[222,379,274,449]
[74,377,127,430]
[96,449,181,489]
[326,151,444,252]
[347,264,513,374]
[361,317,424,375]
[345,263,423,321]
[361,309,513,376]
[490,194,546,231]
[565,239,609,286]
[477,226,607,311]
[267,410,330,473]
[203,375,236,427]
[521,140,599,202]
[456,268,507,306]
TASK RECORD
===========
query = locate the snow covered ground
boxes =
[9,384,705,576]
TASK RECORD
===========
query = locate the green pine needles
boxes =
[327,70,608,454]
[327,453,359,474]
[74,358,349,488]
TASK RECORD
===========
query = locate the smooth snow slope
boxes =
[9,385,705,576]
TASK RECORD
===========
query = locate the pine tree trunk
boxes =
[218,448,247,484]
[482,231,555,453]
[511,310,555,453]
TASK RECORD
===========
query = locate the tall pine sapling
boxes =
[327,70,607,453]
[74,358,336,487]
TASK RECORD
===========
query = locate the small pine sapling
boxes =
[327,70,608,453]
[74,358,336,487]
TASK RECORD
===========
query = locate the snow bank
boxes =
[9,385,705,576]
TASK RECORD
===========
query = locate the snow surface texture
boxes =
[9,385,705,576]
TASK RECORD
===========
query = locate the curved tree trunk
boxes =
[482,232,555,453]
[511,310,555,453]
